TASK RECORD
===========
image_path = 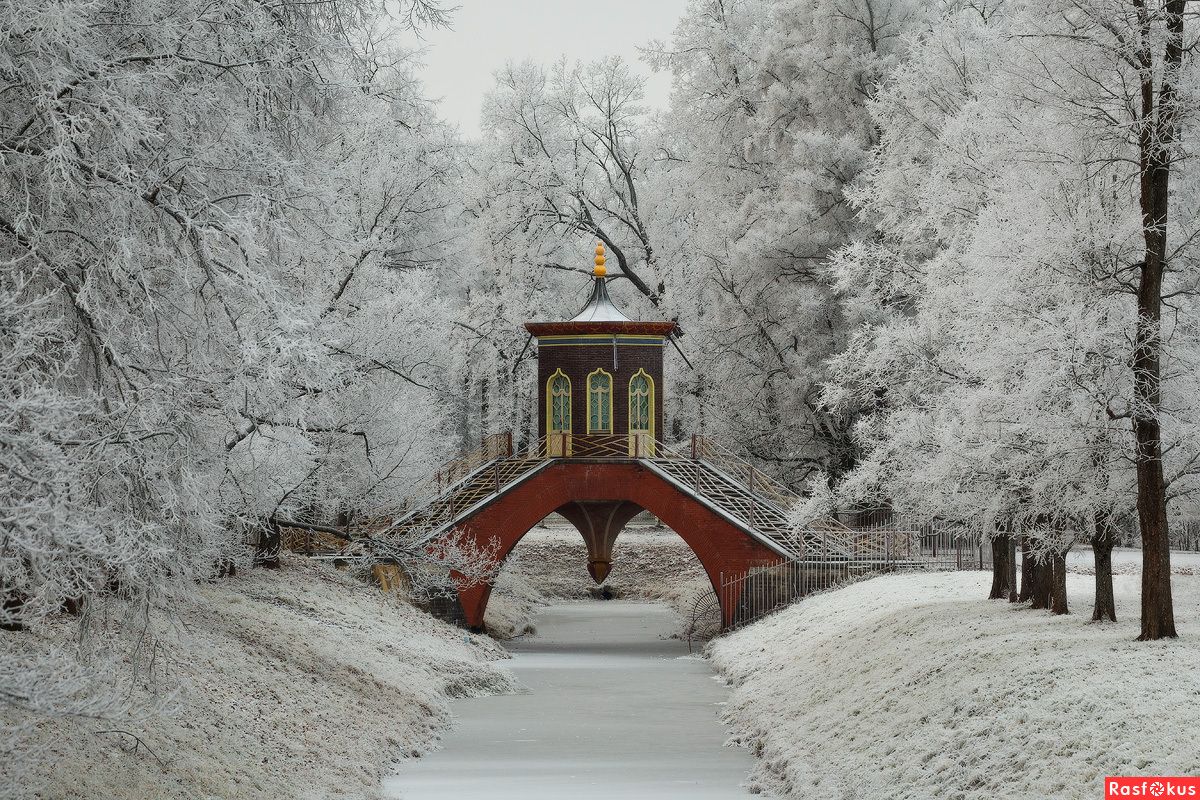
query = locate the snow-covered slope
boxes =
[4,556,517,800]
[711,571,1200,800]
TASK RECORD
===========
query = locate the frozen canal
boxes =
[383,602,758,799]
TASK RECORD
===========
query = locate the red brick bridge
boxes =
[359,245,893,630]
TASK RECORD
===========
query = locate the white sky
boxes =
[408,0,689,138]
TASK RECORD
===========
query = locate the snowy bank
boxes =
[711,571,1200,800]
[3,556,517,800]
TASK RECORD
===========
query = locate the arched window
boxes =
[628,369,654,456]
[547,369,571,456]
[586,368,613,434]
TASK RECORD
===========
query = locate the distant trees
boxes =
[645,0,928,488]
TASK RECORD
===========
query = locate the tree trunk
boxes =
[1,588,26,631]
[1007,535,1019,603]
[989,531,1011,599]
[1050,547,1070,615]
[1029,557,1046,610]
[1029,554,1053,611]
[1018,536,1034,603]
[256,518,281,569]
[1092,516,1117,622]
[1131,0,1183,640]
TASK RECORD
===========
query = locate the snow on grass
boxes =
[1066,547,1200,575]
[711,571,1200,800]
[3,555,518,800]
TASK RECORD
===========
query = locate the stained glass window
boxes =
[587,369,612,433]
[549,371,571,431]
[629,371,652,433]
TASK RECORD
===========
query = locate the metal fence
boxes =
[715,523,990,631]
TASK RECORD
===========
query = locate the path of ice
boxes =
[383,602,759,799]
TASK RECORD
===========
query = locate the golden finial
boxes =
[593,242,607,277]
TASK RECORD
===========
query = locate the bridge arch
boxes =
[452,460,781,631]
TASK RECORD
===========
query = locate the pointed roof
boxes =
[525,242,677,337]
[570,276,631,323]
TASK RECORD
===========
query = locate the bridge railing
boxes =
[360,430,920,567]
[689,435,801,513]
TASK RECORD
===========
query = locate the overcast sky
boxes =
[409,0,689,138]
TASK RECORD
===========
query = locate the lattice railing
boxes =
[285,429,913,570]
[382,447,548,543]
[690,435,800,512]
[643,455,808,556]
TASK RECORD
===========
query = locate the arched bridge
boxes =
[365,432,902,630]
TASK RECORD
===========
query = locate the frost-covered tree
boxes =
[646,0,928,491]
[459,56,677,448]
[0,0,466,790]
[826,0,1200,633]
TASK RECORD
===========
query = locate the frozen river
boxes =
[383,602,759,799]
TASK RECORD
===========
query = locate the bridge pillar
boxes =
[554,500,643,583]
[457,580,493,634]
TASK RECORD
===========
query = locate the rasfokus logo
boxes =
[1107,778,1200,798]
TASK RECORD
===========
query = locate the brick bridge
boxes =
[351,244,906,630]
[303,244,907,630]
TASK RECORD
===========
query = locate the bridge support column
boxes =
[457,579,493,633]
[555,500,644,583]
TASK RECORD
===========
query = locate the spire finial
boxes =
[593,242,607,277]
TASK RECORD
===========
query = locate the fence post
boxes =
[719,570,724,630]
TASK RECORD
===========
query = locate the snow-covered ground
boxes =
[711,570,1200,800]
[385,602,760,799]
[3,556,516,800]
[1065,546,1200,574]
